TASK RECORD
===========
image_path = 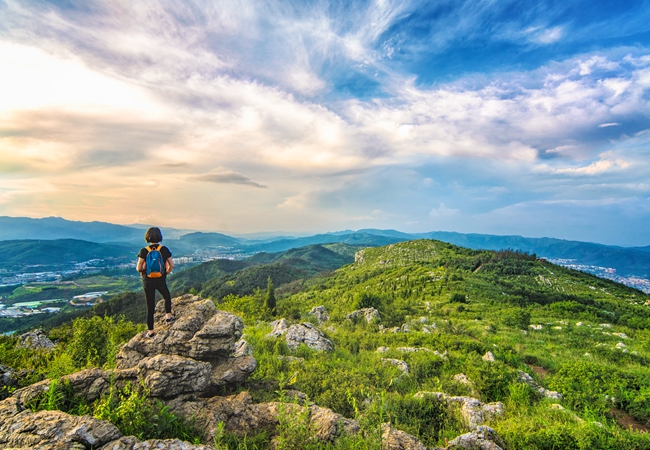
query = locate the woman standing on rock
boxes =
[136,227,175,338]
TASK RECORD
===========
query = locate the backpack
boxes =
[145,245,165,278]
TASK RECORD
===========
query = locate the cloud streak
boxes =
[0,0,649,244]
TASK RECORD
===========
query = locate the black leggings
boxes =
[143,278,172,331]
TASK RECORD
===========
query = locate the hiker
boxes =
[136,227,175,338]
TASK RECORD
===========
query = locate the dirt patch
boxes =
[527,364,549,379]
[609,408,650,433]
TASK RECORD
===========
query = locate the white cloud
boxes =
[429,203,460,217]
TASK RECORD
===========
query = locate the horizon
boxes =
[1,214,647,248]
[1,1,650,247]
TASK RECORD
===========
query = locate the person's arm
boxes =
[136,257,146,273]
[166,257,174,273]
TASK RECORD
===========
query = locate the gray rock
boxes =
[380,422,428,450]
[308,306,330,324]
[285,323,334,351]
[233,339,253,357]
[266,318,289,338]
[0,363,17,390]
[0,408,121,449]
[447,425,506,450]
[139,354,211,398]
[381,358,409,375]
[414,392,504,431]
[346,307,381,323]
[518,371,563,400]
[482,351,495,362]
[17,329,54,350]
[100,438,216,449]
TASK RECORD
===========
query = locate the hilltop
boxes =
[2,239,649,449]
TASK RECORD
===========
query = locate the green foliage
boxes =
[93,383,202,441]
[502,309,531,330]
[265,277,277,316]
[449,293,467,303]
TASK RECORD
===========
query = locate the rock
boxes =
[400,323,412,332]
[285,323,334,351]
[396,347,434,353]
[615,342,626,349]
[482,352,495,362]
[233,339,253,357]
[518,371,563,400]
[453,373,474,388]
[447,425,506,450]
[600,323,612,328]
[0,363,17,391]
[0,408,121,449]
[376,346,390,353]
[266,318,289,338]
[139,354,212,398]
[17,329,54,350]
[346,307,381,323]
[100,437,215,449]
[414,392,504,430]
[380,423,428,450]
[309,404,360,441]
[115,295,255,394]
[308,306,329,324]
[613,332,629,339]
[381,358,409,375]
[529,324,542,331]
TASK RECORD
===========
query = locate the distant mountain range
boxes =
[1,216,649,279]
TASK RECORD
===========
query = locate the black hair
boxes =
[145,227,163,243]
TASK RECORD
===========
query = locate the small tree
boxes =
[265,276,276,316]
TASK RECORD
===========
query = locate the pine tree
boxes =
[265,276,276,316]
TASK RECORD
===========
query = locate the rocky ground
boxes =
[0,295,509,450]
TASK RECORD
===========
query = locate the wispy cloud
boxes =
[191,171,267,188]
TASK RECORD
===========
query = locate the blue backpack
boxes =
[145,245,165,278]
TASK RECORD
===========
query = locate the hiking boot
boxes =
[165,316,175,324]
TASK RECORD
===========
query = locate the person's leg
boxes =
[156,281,173,321]
[143,284,156,333]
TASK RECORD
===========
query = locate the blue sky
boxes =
[1,0,649,245]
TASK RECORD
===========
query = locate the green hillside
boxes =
[3,239,650,449]
[0,239,136,270]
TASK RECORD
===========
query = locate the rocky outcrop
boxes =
[165,391,359,443]
[447,425,506,450]
[116,294,256,395]
[0,363,17,392]
[381,422,431,450]
[346,307,381,323]
[266,318,289,338]
[414,392,504,431]
[381,358,410,375]
[285,323,334,351]
[0,406,121,449]
[17,329,55,350]
[308,306,329,324]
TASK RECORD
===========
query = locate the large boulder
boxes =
[380,423,431,450]
[116,295,256,394]
[0,406,121,449]
[285,323,334,351]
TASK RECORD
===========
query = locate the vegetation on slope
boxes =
[2,239,650,449]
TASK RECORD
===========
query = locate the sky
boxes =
[1,0,650,246]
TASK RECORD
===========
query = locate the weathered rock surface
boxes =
[266,318,289,338]
[100,437,215,449]
[0,363,17,391]
[415,392,504,431]
[166,391,358,443]
[116,295,256,394]
[346,307,381,323]
[447,425,506,450]
[0,405,121,450]
[518,370,563,400]
[380,423,430,450]
[381,358,410,375]
[308,306,330,324]
[17,329,55,350]
[285,323,334,351]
